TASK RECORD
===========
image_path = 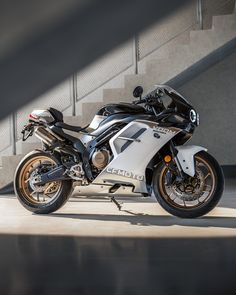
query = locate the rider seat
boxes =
[49,107,63,122]
[49,108,88,133]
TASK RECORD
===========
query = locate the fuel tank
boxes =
[97,103,145,116]
[88,103,148,134]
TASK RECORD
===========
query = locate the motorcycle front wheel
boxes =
[14,150,73,214]
[153,151,224,218]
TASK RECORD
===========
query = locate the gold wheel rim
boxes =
[19,155,62,204]
[159,155,216,210]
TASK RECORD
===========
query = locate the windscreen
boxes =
[155,85,193,114]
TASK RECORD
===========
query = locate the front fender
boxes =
[175,145,207,177]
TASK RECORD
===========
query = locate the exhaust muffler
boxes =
[35,127,58,145]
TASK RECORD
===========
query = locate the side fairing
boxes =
[93,120,180,193]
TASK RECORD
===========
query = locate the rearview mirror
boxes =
[133,86,143,98]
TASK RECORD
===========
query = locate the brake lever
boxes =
[132,99,146,105]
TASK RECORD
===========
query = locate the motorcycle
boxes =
[14,85,224,218]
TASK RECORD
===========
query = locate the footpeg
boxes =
[110,196,122,211]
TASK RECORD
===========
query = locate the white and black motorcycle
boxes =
[14,85,224,218]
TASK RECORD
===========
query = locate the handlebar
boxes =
[133,88,162,105]
[133,98,147,105]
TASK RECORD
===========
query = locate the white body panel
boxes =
[93,120,180,193]
[30,109,54,123]
[74,183,142,197]
[176,145,207,177]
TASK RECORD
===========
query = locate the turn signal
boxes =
[164,155,172,163]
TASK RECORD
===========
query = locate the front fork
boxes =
[168,141,185,180]
[169,142,207,178]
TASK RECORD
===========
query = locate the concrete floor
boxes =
[0,180,236,238]
[1,180,236,294]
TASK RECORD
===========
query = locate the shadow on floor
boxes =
[48,211,236,229]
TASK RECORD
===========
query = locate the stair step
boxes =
[123,74,147,92]
[138,30,192,75]
[146,58,188,85]
[81,102,104,125]
[146,44,193,74]
[103,88,129,103]
[1,154,23,169]
[64,115,83,126]
[20,142,42,154]
[191,28,236,60]
[190,29,226,58]
[212,13,236,29]
[0,154,24,188]
[190,28,214,45]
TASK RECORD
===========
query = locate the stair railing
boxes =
[197,0,203,29]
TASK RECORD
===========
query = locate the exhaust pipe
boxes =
[35,127,58,145]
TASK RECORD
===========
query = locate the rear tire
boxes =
[14,150,73,214]
[153,151,224,218]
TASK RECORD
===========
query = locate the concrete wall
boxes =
[0,0,235,157]
[178,50,236,165]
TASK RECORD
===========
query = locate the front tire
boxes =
[14,150,73,214]
[153,151,224,218]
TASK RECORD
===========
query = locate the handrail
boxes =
[197,0,203,30]
[11,113,17,155]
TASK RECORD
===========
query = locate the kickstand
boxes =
[110,196,122,211]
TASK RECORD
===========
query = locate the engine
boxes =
[91,148,110,170]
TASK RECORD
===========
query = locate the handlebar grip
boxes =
[133,98,147,105]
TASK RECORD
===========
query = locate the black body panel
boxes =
[91,114,155,137]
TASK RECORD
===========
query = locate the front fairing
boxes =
[157,84,193,108]
[155,85,198,126]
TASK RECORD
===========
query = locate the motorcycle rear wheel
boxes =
[153,151,224,218]
[14,150,73,214]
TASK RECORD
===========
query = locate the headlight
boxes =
[196,113,200,126]
[189,109,197,123]
[189,109,200,125]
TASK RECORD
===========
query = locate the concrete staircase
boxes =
[0,8,236,189]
